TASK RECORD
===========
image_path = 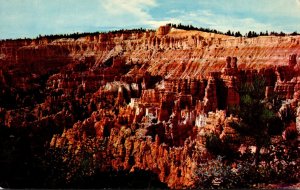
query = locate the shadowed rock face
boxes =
[0,26,299,188]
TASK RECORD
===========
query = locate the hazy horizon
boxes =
[1,0,300,39]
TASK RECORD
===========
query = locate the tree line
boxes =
[0,28,154,42]
[36,28,153,40]
[167,23,299,38]
[1,24,299,42]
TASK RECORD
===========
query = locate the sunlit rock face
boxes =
[297,104,300,142]
[1,25,300,188]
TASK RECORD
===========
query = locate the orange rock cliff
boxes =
[0,25,300,188]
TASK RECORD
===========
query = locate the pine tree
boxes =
[229,75,281,165]
[234,31,242,37]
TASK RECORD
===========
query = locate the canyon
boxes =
[0,25,299,188]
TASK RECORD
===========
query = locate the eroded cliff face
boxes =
[2,26,300,76]
[0,25,300,188]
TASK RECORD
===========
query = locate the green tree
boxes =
[226,30,232,36]
[234,31,242,37]
[229,76,281,165]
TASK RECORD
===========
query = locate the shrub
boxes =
[194,156,255,188]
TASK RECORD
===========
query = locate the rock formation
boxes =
[0,25,299,188]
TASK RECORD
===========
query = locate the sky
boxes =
[1,0,300,39]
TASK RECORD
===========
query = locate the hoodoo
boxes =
[0,25,299,189]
